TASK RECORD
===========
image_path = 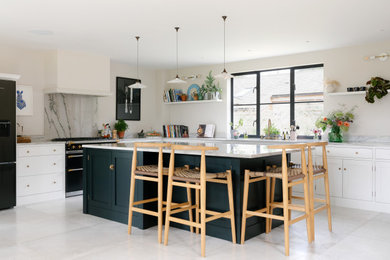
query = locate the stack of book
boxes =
[163,89,183,103]
[163,125,189,138]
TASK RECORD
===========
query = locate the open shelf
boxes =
[326,91,366,96]
[164,99,223,105]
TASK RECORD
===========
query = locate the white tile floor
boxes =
[1,197,389,260]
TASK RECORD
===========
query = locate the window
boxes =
[231,64,324,137]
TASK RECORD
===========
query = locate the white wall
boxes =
[159,40,390,138]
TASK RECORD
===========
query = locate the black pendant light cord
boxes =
[222,16,227,72]
[135,36,140,82]
[175,27,179,78]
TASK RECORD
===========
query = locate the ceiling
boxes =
[1,0,390,69]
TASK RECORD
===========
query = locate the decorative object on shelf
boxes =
[229,118,243,139]
[196,124,215,138]
[365,76,390,103]
[181,93,188,101]
[264,119,281,140]
[146,130,162,137]
[182,74,202,80]
[316,110,354,143]
[202,71,222,100]
[116,77,140,120]
[102,123,112,138]
[312,129,322,140]
[167,27,186,84]
[16,85,33,116]
[114,119,128,139]
[137,129,145,138]
[324,80,339,93]
[364,52,389,62]
[215,16,234,79]
[187,84,201,101]
[112,129,117,139]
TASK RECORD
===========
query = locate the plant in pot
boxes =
[315,110,354,142]
[365,76,390,103]
[114,119,128,139]
[229,118,243,139]
[263,124,281,139]
[202,71,222,100]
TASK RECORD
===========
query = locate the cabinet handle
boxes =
[344,168,346,171]
[355,151,359,155]
[26,184,30,187]
[338,168,341,170]
[109,164,115,171]
[26,165,30,168]
[53,181,57,184]
[53,163,56,166]
[327,150,330,153]
[27,150,30,153]
[53,149,56,152]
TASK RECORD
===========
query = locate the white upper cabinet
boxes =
[43,50,111,96]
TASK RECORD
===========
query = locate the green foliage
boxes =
[230,118,243,130]
[263,124,280,136]
[202,71,222,94]
[315,109,354,133]
[365,77,390,103]
[114,119,128,132]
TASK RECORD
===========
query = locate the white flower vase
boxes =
[231,129,240,139]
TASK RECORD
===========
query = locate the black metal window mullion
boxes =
[256,71,260,137]
[290,68,295,126]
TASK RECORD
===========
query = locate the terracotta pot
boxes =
[181,94,187,101]
[117,131,125,139]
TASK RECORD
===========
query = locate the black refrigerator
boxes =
[0,79,16,210]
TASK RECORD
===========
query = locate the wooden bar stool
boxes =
[291,142,332,241]
[164,144,236,257]
[127,142,193,244]
[241,143,312,256]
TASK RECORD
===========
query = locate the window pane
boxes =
[260,104,290,136]
[260,69,290,104]
[295,67,324,102]
[295,102,324,136]
[233,105,257,135]
[233,74,257,104]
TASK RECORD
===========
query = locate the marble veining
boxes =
[44,94,98,139]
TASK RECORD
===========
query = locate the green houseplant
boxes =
[315,110,354,142]
[114,119,128,139]
[229,118,243,139]
[365,77,390,103]
[263,124,280,139]
[201,71,222,100]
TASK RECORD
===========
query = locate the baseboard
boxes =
[17,191,65,206]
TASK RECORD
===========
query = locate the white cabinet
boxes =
[17,143,65,205]
[315,157,343,198]
[342,159,373,201]
[375,161,390,204]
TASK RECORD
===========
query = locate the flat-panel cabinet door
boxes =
[111,151,132,213]
[87,149,112,210]
[342,159,373,201]
[0,163,16,209]
[375,161,390,204]
[315,157,343,198]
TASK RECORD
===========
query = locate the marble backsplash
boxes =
[44,94,99,139]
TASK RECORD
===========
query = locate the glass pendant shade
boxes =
[167,75,186,84]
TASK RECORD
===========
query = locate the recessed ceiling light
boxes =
[28,30,54,36]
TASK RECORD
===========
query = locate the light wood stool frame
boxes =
[164,144,236,257]
[241,144,312,256]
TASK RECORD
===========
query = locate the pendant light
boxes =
[215,16,234,79]
[129,36,148,89]
[167,27,186,84]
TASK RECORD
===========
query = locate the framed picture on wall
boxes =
[16,85,34,116]
[116,77,141,121]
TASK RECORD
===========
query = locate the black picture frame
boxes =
[116,77,141,121]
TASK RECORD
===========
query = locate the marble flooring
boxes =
[0,197,389,259]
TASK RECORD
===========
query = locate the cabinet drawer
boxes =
[376,148,390,160]
[323,146,372,159]
[17,174,63,196]
[17,144,64,157]
[17,155,64,176]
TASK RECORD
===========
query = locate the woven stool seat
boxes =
[134,165,169,176]
[290,163,326,175]
[248,167,304,181]
[173,168,228,181]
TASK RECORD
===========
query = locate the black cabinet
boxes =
[0,163,16,210]
[83,149,156,229]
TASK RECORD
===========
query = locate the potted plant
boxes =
[263,124,280,139]
[229,118,243,139]
[315,110,354,142]
[114,119,128,139]
[365,76,390,103]
[202,71,222,100]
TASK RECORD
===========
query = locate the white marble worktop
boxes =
[83,141,296,159]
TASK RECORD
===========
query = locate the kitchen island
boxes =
[82,141,294,243]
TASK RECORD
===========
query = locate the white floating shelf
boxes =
[326,91,366,96]
[164,100,223,105]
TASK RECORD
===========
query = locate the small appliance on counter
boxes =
[0,78,17,210]
[52,137,118,197]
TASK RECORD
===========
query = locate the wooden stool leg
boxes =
[195,188,200,234]
[324,170,332,232]
[265,176,270,234]
[186,182,194,233]
[240,171,250,244]
[164,155,175,246]
[157,173,163,243]
[288,187,292,221]
[309,172,315,242]
[303,173,313,244]
[200,174,206,257]
[282,177,290,256]
[128,155,137,234]
[268,177,276,231]
[226,170,236,244]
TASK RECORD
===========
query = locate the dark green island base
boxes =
[83,148,285,243]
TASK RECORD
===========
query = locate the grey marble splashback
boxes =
[44,94,98,139]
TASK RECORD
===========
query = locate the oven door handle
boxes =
[67,168,83,172]
[67,155,83,159]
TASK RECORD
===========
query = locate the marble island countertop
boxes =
[82,141,297,159]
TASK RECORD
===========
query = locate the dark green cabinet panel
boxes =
[111,151,132,213]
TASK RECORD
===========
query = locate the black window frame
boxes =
[230,63,324,138]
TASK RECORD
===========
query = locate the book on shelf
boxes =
[163,89,184,103]
[162,125,189,138]
[197,124,215,138]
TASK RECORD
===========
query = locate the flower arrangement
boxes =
[312,129,322,140]
[315,110,354,142]
[229,119,243,139]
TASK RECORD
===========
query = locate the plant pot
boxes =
[117,131,125,139]
[328,131,343,142]
[231,129,240,139]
